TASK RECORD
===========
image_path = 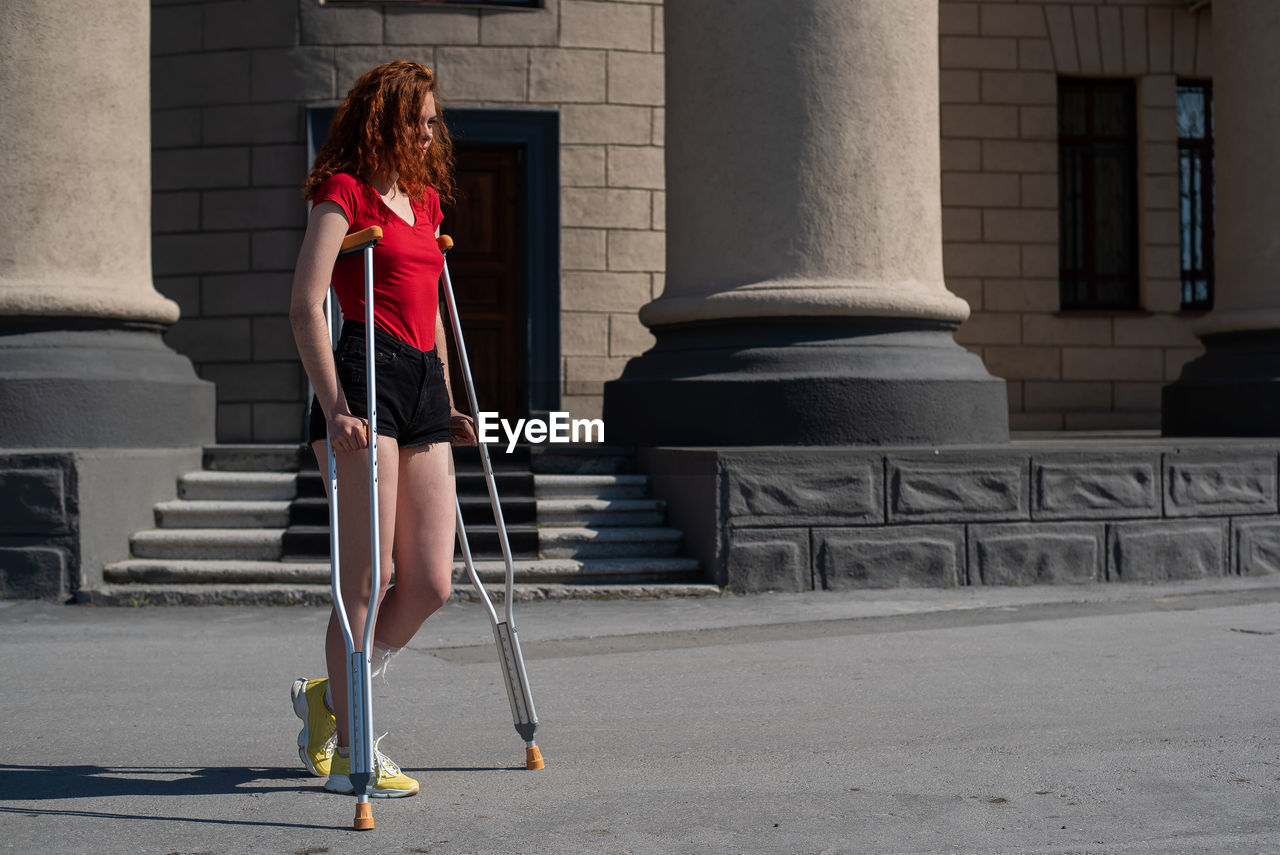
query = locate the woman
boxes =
[288,61,476,798]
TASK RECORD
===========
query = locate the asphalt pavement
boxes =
[1,575,1279,855]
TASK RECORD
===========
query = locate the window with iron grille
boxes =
[1177,80,1214,311]
[1058,78,1139,310]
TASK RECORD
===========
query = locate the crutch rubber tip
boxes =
[526,746,545,770]
[354,802,375,831]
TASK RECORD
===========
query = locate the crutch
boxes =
[437,234,544,771]
[325,225,385,830]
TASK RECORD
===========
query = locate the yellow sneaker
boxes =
[291,677,336,777]
[325,735,420,798]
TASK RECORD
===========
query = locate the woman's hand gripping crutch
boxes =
[325,225,385,830]
[437,234,544,771]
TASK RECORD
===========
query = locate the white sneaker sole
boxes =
[324,774,419,798]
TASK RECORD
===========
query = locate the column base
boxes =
[0,318,215,448]
[1163,330,1280,436]
[603,317,1009,446]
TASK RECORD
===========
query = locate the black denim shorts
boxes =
[308,320,452,448]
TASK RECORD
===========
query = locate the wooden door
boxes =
[440,146,523,420]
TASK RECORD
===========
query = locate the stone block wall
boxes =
[0,449,199,600]
[643,439,1280,592]
[940,0,1211,430]
[0,456,78,599]
[151,0,1225,442]
[151,0,663,440]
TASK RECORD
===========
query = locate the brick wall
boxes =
[941,0,1211,430]
[151,0,662,441]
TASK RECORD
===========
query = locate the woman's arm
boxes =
[289,201,368,452]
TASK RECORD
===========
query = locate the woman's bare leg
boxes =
[314,435,399,748]
[374,440,456,648]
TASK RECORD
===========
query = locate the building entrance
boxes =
[442,146,523,420]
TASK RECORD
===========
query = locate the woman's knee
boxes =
[419,575,453,612]
[396,572,451,614]
[338,563,392,602]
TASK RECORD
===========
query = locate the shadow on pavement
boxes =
[0,804,333,831]
[0,764,307,801]
[0,764,338,829]
[0,762,521,801]
[0,762,530,830]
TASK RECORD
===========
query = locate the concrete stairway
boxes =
[86,444,717,605]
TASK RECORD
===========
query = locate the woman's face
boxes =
[417,95,437,155]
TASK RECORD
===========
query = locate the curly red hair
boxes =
[303,61,455,206]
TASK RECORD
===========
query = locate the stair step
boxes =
[454,471,535,498]
[529,444,634,474]
[156,500,292,529]
[106,559,329,584]
[111,441,707,603]
[455,495,537,525]
[536,498,667,527]
[103,556,702,586]
[203,444,303,472]
[287,495,537,528]
[533,474,648,499]
[132,529,283,561]
[80,583,334,607]
[539,526,683,559]
[453,444,531,468]
[179,472,298,501]
[462,556,699,584]
[293,468,535,499]
[79,581,722,606]
[280,524,540,559]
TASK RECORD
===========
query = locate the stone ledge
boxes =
[815,525,964,589]
[1231,517,1280,576]
[888,453,1029,523]
[77,581,723,606]
[0,456,75,535]
[970,521,1103,585]
[723,450,882,527]
[0,448,202,601]
[640,439,1280,593]
[1108,519,1229,582]
[1165,453,1278,517]
[1031,451,1160,520]
[0,546,70,600]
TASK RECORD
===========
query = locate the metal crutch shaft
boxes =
[326,226,384,830]
[436,234,544,770]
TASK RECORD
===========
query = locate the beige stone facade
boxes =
[150,0,1213,441]
[152,0,662,440]
[942,0,1211,430]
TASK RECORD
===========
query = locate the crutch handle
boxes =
[437,234,454,253]
[340,226,383,257]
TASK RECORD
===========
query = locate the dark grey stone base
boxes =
[0,448,201,600]
[0,318,215,448]
[639,437,1280,592]
[603,317,1009,446]
[1163,330,1280,436]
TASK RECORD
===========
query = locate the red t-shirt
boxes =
[312,172,445,351]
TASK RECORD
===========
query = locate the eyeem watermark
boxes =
[477,411,605,453]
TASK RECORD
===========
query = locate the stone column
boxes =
[0,1,213,447]
[1164,1,1280,435]
[603,0,1007,446]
